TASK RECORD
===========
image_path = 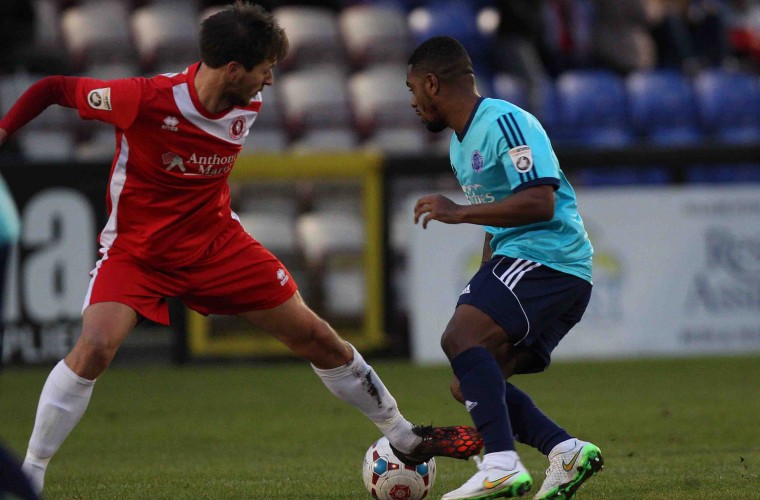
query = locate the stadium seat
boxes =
[491,73,529,110]
[289,128,358,153]
[60,0,136,69]
[296,211,365,316]
[273,6,345,71]
[85,62,141,81]
[572,166,672,187]
[131,1,199,72]
[553,70,633,146]
[339,5,412,69]
[686,164,760,183]
[361,126,428,155]
[349,64,417,137]
[626,70,702,146]
[693,69,760,144]
[241,129,289,153]
[407,0,489,68]
[279,67,353,135]
[253,88,283,129]
[32,0,63,49]
[323,268,365,317]
[236,211,298,257]
[17,130,76,162]
[75,129,117,162]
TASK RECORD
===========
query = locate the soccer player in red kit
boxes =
[0,2,482,494]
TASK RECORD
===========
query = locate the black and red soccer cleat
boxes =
[390,425,484,466]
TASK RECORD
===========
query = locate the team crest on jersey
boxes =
[508,145,533,173]
[229,116,246,140]
[471,150,484,173]
[87,88,112,111]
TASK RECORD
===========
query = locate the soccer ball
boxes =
[362,436,436,500]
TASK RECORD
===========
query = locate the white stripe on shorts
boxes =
[497,258,542,290]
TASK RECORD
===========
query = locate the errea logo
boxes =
[162,116,179,132]
[277,268,289,286]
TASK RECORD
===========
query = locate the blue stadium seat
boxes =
[626,70,702,145]
[407,1,488,67]
[552,70,634,146]
[573,166,672,187]
[686,164,760,184]
[693,69,760,144]
[491,73,529,110]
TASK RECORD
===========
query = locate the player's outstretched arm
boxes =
[0,128,7,148]
[0,76,78,140]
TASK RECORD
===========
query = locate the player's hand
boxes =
[414,194,464,229]
[0,128,7,148]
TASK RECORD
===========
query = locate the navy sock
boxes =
[451,347,514,453]
[504,382,571,456]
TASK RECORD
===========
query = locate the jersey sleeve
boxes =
[74,77,143,130]
[493,111,560,193]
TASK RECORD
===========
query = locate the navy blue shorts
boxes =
[456,256,592,373]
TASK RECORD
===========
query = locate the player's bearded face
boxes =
[230,59,276,106]
[406,69,447,133]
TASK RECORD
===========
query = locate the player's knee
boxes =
[300,318,351,366]
[440,329,474,360]
[69,334,118,377]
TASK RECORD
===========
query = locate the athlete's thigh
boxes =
[441,304,511,360]
[182,228,297,315]
[86,247,182,325]
[456,256,591,372]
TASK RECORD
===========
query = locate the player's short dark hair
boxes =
[200,1,289,70]
[407,36,474,83]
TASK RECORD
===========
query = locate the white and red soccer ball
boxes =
[362,437,437,500]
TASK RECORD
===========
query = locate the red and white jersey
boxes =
[72,62,261,267]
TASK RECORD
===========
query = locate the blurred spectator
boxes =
[590,0,657,74]
[542,0,595,75]
[650,0,729,73]
[491,0,549,111]
[725,0,760,71]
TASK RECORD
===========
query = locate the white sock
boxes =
[312,344,421,453]
[483,450,521,468]
[22,359,95,493]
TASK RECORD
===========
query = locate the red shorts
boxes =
[83,223,298,325]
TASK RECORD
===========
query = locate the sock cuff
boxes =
[53,360,96,394]
[311,343,365,379]
[451,346,496,379]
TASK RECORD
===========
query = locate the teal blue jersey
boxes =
[450,97,593,283]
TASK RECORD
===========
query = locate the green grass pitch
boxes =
[1,355,759,499]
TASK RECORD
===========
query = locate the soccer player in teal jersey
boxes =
[404,37,604,499]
